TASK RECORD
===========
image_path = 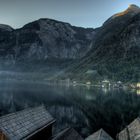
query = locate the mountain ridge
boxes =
[67,5,140,82]
[0,18,95,61]
[0,4,139,82]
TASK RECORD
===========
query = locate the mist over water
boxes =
[0,80,139,138]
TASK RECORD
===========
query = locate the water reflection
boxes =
[137,90,140,95]
[0,80,139,138]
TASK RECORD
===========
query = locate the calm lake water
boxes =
[0,80,140,138]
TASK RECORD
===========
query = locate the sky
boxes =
[0,0,140,28]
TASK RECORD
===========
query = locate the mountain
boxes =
[0,5,140,82]
[0,19,95,71]
[68,4,140,82]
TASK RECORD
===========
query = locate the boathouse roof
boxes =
[117,117,140,140]
[85,129,114,140]
[0,105,55,140]
[53,128,84,140]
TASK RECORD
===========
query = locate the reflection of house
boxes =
[85,129,114,140]
[73,81,77,85]
[137,90,140,95]
[117,118,140,140]
[137,83,140,89]
[53,128,84,140]
[117,81,123,86]
[0,106,55,140]
[114,81,123,88]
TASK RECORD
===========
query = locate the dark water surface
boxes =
[0,80,140,138]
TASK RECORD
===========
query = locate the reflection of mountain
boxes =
[48,105,89,136]
[0,92,16,114]
[0,81,140,138]
[0,82,92,137]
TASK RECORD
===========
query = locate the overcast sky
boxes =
[0,0,140,28]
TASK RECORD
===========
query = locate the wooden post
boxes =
[0,131,6,140]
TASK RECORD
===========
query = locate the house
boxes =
[85,129,114,140]
[86,70,97,75]
[102,80,111,88]
[86,81,91,85]
[129,83,140,89]
[117,117,140,140]
[0,106,55,140]
[52,128,84,140]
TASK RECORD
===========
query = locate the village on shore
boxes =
[44,78,140,91]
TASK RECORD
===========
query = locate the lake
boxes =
[0,80,139,138]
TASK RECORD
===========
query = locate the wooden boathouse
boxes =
[0,106,55,140]
[3,105,140,140]
[117,117,140,140]
[85,129,114,140]
[52,128,84,140]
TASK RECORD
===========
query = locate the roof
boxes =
[85,129,114,140]
[117,117,140,140]
[0,105,55,140]
[52,128,84,140]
